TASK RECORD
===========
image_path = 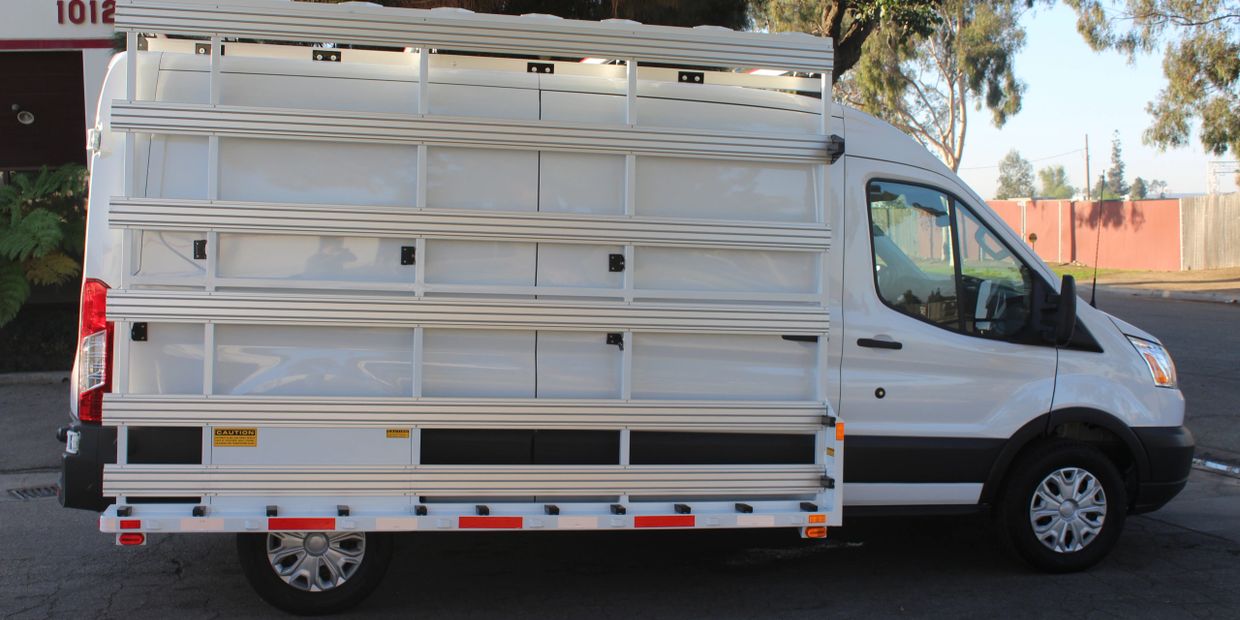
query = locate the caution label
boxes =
[385,429,411,439]
[213,428,258,447]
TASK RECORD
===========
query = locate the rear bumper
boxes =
[1132,425,1195,514]
[58,423,116,512]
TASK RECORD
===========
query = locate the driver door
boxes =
[839,163,1058,508]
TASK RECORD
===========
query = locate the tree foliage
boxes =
[303,0,751,28]
[842,0,1040,171]
[1037,164,1075,198]
[1105,130,1129,197]
[0,165,87,326]
[995,149,1035,199]
[749,1,941,80]
[1065,0,1240,162]
[1130,176,1148,199]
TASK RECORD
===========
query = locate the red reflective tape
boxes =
[268,518,336,531]
[119,519,141,530]
[635,515,696,528]
[458,516,523,529]
[0,39,115,50]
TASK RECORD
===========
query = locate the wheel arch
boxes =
[980,407,1150,507]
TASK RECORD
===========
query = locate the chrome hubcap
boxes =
[1030,467,1107,553]
[266,532,365,592]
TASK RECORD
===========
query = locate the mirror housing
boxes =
[1055,275,1077,346]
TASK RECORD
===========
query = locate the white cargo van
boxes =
[59,0,1193,614]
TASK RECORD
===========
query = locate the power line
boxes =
[960,148,1086,170]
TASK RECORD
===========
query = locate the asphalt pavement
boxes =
[2,292,1238,618]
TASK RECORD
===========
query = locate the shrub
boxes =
[0,165,88,326]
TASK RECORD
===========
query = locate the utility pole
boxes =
[1084,134,1091,201]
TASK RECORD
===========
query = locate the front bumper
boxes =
[58,423,116,512]
[1132,425,1195,514]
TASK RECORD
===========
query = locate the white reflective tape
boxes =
[557,516,598,529]
[375,517,418,531]
[736,515,775,527]
[180,518,225,532]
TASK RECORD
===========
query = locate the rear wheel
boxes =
[997,440,1127,573]
[237,531,393,615]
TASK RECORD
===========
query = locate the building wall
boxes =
[1180,194,1240,270]
[989,199,1182,272]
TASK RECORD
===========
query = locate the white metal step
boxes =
[115,0,833,73]
[109,198,832,251]
[103,463,825,497]
[106,291,830,333]
[103,396,828,432]
[109,102,831,164]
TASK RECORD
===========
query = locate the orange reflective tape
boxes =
[808,514,826,524]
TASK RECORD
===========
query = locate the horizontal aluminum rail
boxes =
[115,0,833,73]
[103,464,825,497]
[103,396,828,432]
[110,102,830,164]
[107,291,830,334]
[110,199,832,251]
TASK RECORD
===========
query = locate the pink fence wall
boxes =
[987,199,1181,271]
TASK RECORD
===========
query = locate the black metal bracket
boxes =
[475,504,490,516]
[192,505,208,517]
[116,505,133,517]
[734,503,753,514]
[194,42,221,56]
[528,62,554,74]
[544,504,560,516]
[266,505,278,517]
[608,253,626,272]
[674,503,691,514]
[193,239,207,260]
[781,335,818,343]
[610,504,626,515]
[822,415,837,427]
[414,505,428,516]
[313,49,341,62]
[821,476,836,489]
[400,245,416,266]
[606,332,624,351]
[337,505,350,517]
[678,71,704,84]
[131,322,148,342]
[799,502,818,513]
[827,134,845,164]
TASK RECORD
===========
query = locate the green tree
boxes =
[1130,176,1148,199]
[0,165,87,326]
[995,149,1035,199]
[842,0,1040,171]
[1148,178,1169,198]
[1065,1,1240,167]
[749,1,941,80]
[1105,130,1129,197]
[1037,164,1075,198]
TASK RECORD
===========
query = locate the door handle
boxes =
[857,337,902,350]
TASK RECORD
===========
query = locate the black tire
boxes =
[236,531,393,616]
[996,440,1127,573]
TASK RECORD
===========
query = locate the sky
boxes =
[953,3,1237,198]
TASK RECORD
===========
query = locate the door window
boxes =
[866,180,1033,339]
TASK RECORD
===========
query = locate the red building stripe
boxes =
[0,39,115,51]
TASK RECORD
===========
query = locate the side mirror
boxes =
[1055,275,1077,346]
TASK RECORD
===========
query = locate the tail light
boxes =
[77,278,113,423]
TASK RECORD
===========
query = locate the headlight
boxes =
[1127,336,1177,388]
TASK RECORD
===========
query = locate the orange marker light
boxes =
[835,422,845,442]
[804,526,827,539]
[808,514,826,524]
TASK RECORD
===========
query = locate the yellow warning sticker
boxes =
[385,429,411,439]
[826,447,836,457]
[213,428,257,447]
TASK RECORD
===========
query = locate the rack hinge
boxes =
[606,332,624,350]
[192,239,207,260]
[400,245,416,265]
[313,49,341,62]
[678,71,704,84]
[827,134,845,164]
[822,415,837,427]
[608,253,626,272]
[130,322,148,342]
[527,62,554,74]
[821,476,836,489]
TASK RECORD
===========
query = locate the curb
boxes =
[0,371,70,386]
[1098,285,1239,305]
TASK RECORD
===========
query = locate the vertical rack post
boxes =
[416,49,429,210]
[203,323,215,396]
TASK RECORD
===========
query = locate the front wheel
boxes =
[237,531,393,615]
[997,440,1127,573]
